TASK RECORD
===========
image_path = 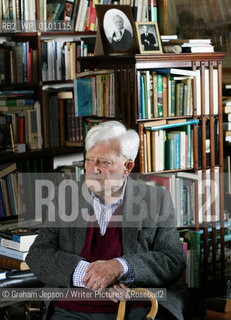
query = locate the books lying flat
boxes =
[144,119,199,130]
[0,245,28,261]
[0,255,29,271]
[0,228,39,243]
[0,236,37,252]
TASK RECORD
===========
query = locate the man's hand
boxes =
[108,283,131,303]
[83,259,124,289]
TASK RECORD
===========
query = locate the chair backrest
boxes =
[116,288,158,320]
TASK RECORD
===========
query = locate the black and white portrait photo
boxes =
[103,9,133,51]
[136,22,162,54]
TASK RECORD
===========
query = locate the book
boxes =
[144,119,199,130]
[0,163,17,179]
[0,235,37,252]
[182,46,214,53]
[74,77,93,116]
[0,228,39,243]
[0,244,28,261]
[0,256,29,272]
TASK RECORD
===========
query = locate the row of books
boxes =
[139,119,197,173]
[42,89,83,148]
[0,0,36,29]
[42,38,95,82]
[74,70,116,117]
[137,67,219,119]
[140,118,220,173]
[144,167,220,227]
[0,90,42,151]
[0,0,158,33]
[0,41,38,84]
[137,70,193,119]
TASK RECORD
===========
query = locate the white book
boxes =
[206,169,211,222]
[198,170,202,223]
[0,236,36,252]
[213,69,218,114]
[29,0,36,22]
[159,130,165,171]
[146,131,151,173]
[184,47,214,53]
[188,39,211,44]
[137,0,142,22]
[170,68,198,77]
[143,132,147,173]
[0,244,28,261]
[196,69,201,116]
[205,68,210,115]
[78,0,88,32]
[2,0,10,20]
[214,167,220,221]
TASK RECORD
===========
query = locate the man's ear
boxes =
[124,160,135,176]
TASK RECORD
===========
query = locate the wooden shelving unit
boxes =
[79,52,226,290]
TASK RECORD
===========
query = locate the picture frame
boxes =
[136,22,163,54]
[95,5,139,55]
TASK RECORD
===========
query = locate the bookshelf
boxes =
[0,0,98,225]
[78,52,226,292]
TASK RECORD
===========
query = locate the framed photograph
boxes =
[136,22,163,54]
[0,123,15,152]
[95,5,139,55]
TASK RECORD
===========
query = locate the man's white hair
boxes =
[85,121,140,161]
[113,14,123,23]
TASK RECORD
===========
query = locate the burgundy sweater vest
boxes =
[56,207,123,313]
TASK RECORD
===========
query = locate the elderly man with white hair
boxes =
[111,14,132,50]
[27,121,186,320]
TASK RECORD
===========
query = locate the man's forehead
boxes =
[87,139,121,155]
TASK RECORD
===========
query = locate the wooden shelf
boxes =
[0,145,83,162]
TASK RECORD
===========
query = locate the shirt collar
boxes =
[91,178,127,209]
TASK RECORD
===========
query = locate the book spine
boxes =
[157,74,163,117]
[139,123,145,173]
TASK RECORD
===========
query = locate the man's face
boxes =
[114,17,123,30]
[143,25,148,33]
[85,140,128,198]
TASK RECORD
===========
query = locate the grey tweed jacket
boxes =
[26,177,186,320]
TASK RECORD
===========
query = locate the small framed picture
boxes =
[136,22,163,54]
[95,5,139,55]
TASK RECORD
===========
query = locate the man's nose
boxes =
[89,163,101,173]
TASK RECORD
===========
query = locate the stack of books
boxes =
[0,228,39,271]
[163,39,214,53]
